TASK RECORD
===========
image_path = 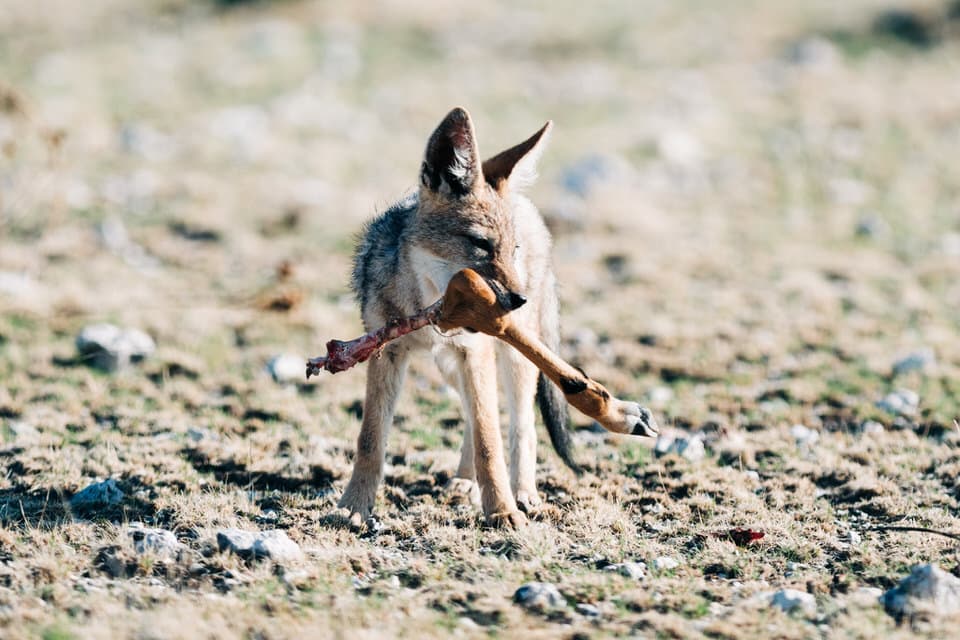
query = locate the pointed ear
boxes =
[420,107,482,199]
[482,121,552,193]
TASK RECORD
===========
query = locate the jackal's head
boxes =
[409,107,551,310]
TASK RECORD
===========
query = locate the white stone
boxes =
[860,420,885,435]
[770,588,816,616]
[882,564,960,619]
[129,526,182,558]
[605,562,646,580]
[513,582,565,611]
[76,323,155,372]
[267,354,305,384]
[217,528,302,563]
[892,349,936,376]
[876,389,919,417]
[790,424,820,446]
[652,556,680,571]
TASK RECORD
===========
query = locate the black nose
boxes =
[507,292,527,310]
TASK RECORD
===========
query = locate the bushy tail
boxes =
[536,272,582,474]
[537,372,582,474]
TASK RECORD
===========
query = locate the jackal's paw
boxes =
[486,509,529,529]
[611,400,659,437]
[515,489,542,514]
[338,480,378,521]
[445,477,482,508]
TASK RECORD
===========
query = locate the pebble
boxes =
[860,420,885,435]
[646,386,674,408]
[790,424,820,446]
[770,588,816,616]
[8,420,40,443]
[217,528,302,563]
[70,479,124,508]
[76,323,155,372]
[128,526,182,558]
[575,603,601,618]
[892,349,935,376]
[882,563,960,620]
[267,354,305,384]
[513,582,565,611]
[652,556,680,571]
[876,389,919,417]
[605,562,646,580]
[654,432,705,462]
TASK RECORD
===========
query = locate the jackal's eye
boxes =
[464,234,494,255]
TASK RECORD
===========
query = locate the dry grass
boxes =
[1,0,959,638]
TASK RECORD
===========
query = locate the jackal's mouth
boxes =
[483,276,527,312]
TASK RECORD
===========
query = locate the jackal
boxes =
[342,107,616,527]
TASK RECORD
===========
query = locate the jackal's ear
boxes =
[420,107,482,199]
[482,121,552,193]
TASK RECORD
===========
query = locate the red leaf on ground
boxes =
[722,528,765,546]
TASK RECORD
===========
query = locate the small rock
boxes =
[575,603,601,618]
[786,36,839,68]
[846,530,862,545]
[745,470,760,482]
[187,426,217,443]
[892,349,935,376]
[860,420,884,435]
[267,354,305,384]
[654,432,705,462]
[70,479,124,508]
[0,271,36,298]
[560,154,615,198]
[652,556,680,571]
[128,526,181,558]
[770,588,817,616]
[513,582,565,612]
[882,563,960,620]
[7,420,39,443]
[876,389,919,417]
[217,528,302,562]
[854,214,889,239]
[646,386,674,408]
[76,323,155,372]
[790,424,820,446]
[605,562,646,580]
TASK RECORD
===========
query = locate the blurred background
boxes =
[1,0,958,436]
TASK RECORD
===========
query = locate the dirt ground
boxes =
[1,1,959,638]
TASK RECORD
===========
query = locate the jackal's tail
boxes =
[537,373,582,474]
[536,275,583,475]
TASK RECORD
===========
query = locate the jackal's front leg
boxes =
[459,338,526,528]
[339,346,409,521]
